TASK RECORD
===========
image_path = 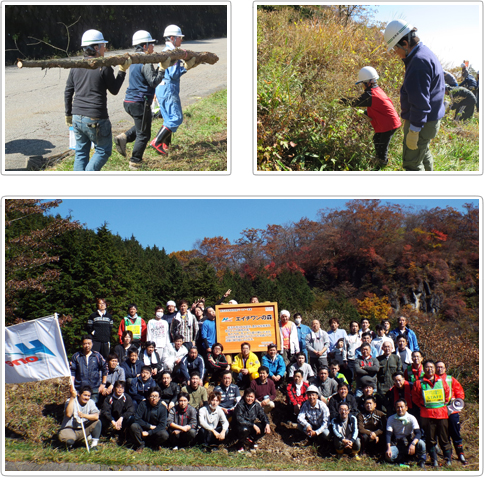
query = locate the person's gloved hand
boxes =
[159,57,171,70]
[444,100,450,111]
[406,129,419,150]
[119,57,132,73]
[65,116,72,126]
[185,57,197,70]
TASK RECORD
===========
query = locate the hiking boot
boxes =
[129,159,143,170]
[90,444,100,452]
[418,460,426,469]
[66,438,75,450]
[115,133,127,157]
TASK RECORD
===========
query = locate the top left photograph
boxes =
[3,3,228,173]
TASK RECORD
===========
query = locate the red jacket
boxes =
[438,373,465,414]
[118,316,147,344]
[412,374,451,419]
[286,381,310,406]
[367,86,402,133]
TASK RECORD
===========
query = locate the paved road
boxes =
[5,462,258,472]
[4,38,227,171]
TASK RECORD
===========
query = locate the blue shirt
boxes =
[401,42,445,128]
[261,353,286,377]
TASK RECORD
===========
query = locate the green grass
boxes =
[5,379,479,471]
[380,115,480,172]
[47,89,227,172]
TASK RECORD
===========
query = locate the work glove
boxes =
[406,129,419,150]
[444,100,450,111]
[160,57,172,70]
[119,57,132,73]
[185,57,197,70]
[65,116,72,126]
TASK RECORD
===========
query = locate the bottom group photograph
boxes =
[3,197,480,474]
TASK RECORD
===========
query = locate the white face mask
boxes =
[156,312,163,319]
[295,318,302,325]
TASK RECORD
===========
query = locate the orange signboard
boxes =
[215,302,280,354]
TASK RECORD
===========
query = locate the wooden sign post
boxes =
[215,302,280,354]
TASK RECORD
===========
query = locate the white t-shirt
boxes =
[147,318,170,349]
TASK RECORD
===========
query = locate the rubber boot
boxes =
[336,448,344,459]
[429,447,439,467]
[351,450,361,461]
[444,449,452,467]
[150,126,172,155]
[455,444,468,465]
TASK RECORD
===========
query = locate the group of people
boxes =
[65,25,195,171]
[342,19,479,171]
[443,64,479,121]
[60,297,468,468]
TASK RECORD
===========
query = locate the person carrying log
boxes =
[64,30,131,171]
[115,31,169,169]
[150,25,197,155]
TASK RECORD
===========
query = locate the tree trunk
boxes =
[17,49,219,69]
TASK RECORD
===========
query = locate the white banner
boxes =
[5,314,71,384]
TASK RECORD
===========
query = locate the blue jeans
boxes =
[73,115,112,171]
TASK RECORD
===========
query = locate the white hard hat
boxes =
[306,385,320,396]
[81,29,108,47]
[164,24,184,38]
[356,66,379,84]
[132,30,156,46]
[383,19,414,51]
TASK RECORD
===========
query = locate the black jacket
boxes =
[158,381,180,406]
[86,311,113,342]
[234,399,269,429]
[65,66,126,119]
[134,400,168,436]
[102,393,135,422]
[328,393,358,420]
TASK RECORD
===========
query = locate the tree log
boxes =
[17,49,219,69]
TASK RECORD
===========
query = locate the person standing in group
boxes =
[412,360,452,467]
[65,30,130,171]
[118,304,147,348]
[383,19,445,171]
[146,305,170,356]
[436,360,468,466]
[115,31,167,169]
[70,335,108,404]
[170,300,199,349]
[86,298,113,359]
[150,25,197,155]
[279,310,300,366]
[306,319,330,374]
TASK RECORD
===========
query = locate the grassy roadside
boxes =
[46,89,227,172]
[5,379,479,471]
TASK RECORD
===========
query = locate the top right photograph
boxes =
[256,4,481,172]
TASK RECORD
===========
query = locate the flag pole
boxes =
[56,314,90,453]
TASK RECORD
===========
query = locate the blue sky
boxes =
[47,198,478,254]
[367,4,482,72]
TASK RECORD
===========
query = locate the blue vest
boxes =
[125,64,155,103]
